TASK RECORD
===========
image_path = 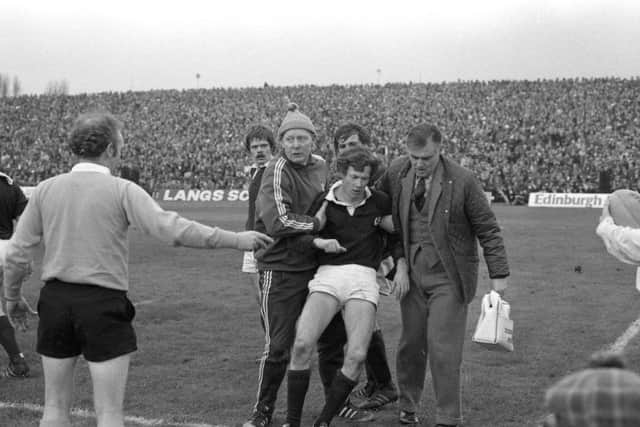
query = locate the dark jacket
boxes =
[246,165,266,231]
[377,154,509,303]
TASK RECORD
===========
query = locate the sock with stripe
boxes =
[286,369,311,427]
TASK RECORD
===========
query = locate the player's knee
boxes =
[291,335,314,363]
[266,341,291,364]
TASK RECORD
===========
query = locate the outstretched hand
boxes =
[6,297,38,332]
[236,231,274,251]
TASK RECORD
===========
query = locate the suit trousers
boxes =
[396,247,467,426]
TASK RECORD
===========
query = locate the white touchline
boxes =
[0,402,224,427]
[607,316,640,353]
[133,299,156,306]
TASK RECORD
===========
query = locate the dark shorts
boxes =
[37,279,137,362]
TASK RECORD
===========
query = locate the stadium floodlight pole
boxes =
[376,68,381,85]
[196,73,201,89]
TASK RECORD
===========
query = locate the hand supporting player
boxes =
[393,257,410,300]
[236,231,274,251]
[5,296,38,332]
[378,214,395,233]
[315,201,328,231]
[313,238,347,254]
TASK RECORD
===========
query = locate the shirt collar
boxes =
[325,180,372,208]
[0,172,14,185]
[71,162,111,175]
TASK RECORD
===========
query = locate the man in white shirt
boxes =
[4,112,272,427]
[596,198,640,291]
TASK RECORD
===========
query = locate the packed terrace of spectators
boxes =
[1,77,639,203]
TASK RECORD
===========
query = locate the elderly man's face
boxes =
[281,129,314,165]
[407,138,440,178]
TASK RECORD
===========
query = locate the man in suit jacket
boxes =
[378,123,510,427]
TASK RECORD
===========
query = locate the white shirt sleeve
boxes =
[122,181,240,249]
[596,217,640,265]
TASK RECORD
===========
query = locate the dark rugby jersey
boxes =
[0,173,28,239]
[315,182,391,269]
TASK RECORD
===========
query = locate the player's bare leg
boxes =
[285,292,339,427]
[341,299,376,379]
[313,299,375,426]
[88,354,131,427]
[290,292,339,370]
[39,356,78,427]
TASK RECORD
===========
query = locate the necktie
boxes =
[414,177,426,211]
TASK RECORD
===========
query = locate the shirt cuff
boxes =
[207,228,240,249]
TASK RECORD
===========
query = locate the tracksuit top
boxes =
[254,153,327,271]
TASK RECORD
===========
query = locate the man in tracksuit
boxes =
[241,125,276,312]
[243,103,328,427]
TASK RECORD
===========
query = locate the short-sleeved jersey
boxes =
[0,173,28,239]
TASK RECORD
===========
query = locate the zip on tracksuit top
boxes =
[254,153,327,272]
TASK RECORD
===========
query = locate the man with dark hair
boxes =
[245,109,374,427]
[0,168,33,378]
[379,123,509,426]
[284,146,393,427]
[4,111,272,427]
[332,123,372,155]
[242,125,276,306]
[319,123,398,415]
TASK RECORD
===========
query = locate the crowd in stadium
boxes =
[1,77,639,203]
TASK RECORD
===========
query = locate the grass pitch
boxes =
[1,204,640,427]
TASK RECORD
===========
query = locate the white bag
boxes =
[241,251,258,274]
[472,290,514,352]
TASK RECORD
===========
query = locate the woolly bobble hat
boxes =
[277,103,316,140]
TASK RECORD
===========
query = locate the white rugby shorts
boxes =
[308,264,379,306]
